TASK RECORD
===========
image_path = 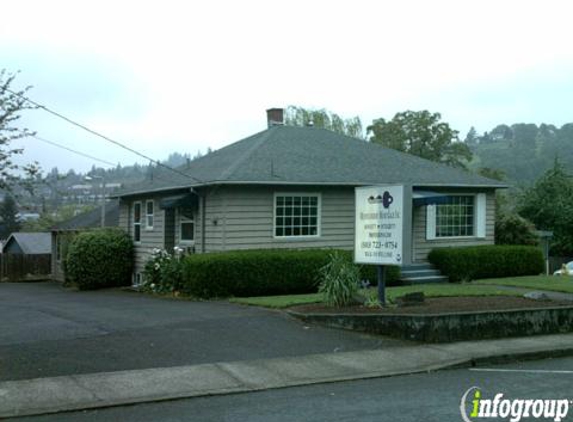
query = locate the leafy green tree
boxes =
[477,167,506,181]
[495,213,538,246]
[0,194,21,239]
[21,204,95,231]
[464,126,478,145]
[367,110,472,168]
[285,106,364,139]
[490,124,513,141]
[518,160,573,255]
[511,123,538,148]
[0,69,40,191]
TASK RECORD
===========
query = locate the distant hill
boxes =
[466,123,573,185]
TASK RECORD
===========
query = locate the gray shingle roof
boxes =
[117,125,506,197]
[3,232,51,254]
[52,200,120,231]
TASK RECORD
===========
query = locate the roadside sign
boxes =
[355,185,404,266]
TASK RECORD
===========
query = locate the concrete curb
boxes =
[2,333,573,419]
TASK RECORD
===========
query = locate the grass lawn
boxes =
[475,275,573,294]
[230,284,528,309]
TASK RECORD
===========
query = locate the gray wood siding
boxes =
[120,186,498,275]
[203,186,355,252]
[412,191,495,262]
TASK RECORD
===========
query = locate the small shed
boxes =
[0,232,52,281]
[2,232,51,255]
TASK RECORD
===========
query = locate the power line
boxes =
[31,135,117,167]
[5,87,203,183]
[33,136,188,185]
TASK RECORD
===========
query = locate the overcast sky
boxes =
[2,0,572,174]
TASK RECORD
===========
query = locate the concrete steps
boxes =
[400,263,448,285]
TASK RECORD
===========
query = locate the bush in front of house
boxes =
[428,245,544,282]
[143,248,185,294]
[180,249,401,298]
[65,229,134,290]
[495,212,539,246]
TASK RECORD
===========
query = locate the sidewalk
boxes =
[2,333,573,419]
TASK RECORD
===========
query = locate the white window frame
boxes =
[178,208,195,244]
[426,193,486,240]
[273,193,321,239]
[133,201,142,243]
[145,200,154,230]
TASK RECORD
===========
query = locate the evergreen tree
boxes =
[0,194,20,239]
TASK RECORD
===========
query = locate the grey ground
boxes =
[8,356,573,422]
[0,282,408,381]
[3,282,573,421]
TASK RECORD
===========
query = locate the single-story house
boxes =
[2,232,51,255]
[115,109,506,285]
[51,200,120,282]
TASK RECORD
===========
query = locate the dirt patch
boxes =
[290,296,573,315]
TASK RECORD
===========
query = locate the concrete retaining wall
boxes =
[289,306,573,343]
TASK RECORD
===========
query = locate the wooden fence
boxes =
[0,254,52,282]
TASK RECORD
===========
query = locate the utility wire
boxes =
[34,135,186,186]
[5,87,203,183]
[32,135,117,167]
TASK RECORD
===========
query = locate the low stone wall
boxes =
[288,306,573,343]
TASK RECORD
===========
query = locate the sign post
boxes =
[355,185,405,305]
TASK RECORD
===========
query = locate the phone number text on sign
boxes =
[355,186,404,266]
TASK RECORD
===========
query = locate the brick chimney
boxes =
[266,108,284,128]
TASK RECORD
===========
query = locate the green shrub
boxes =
[360,264,401,288]
[143,248,185,294]
[495,212,539,246]
[318,252,361,307]
[180,249,401,298]
[428,245,544,282]
[65,229,134,290]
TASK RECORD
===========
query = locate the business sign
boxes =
[355,185,404,265]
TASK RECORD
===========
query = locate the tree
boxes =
[284,106,364,139]
[518,160,573,256]
[22,204,95,232]
[495,212,538,246]
[477,167,506,181]
[367,110,472,168]
[0,69,40,191]
[490,124,513,141]
[0,194,20,239]
[464,126,478,145]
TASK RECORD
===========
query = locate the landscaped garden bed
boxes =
[232,277,573,343]
[289,295,572,315]
[287,297,573,343]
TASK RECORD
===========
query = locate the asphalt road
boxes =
[9,356,573,422]
[0,282,409,381]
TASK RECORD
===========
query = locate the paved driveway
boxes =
[0,282,409,381]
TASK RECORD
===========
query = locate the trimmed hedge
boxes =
[181,249,401,298]
[428,245,544,282]
[65,229,134,290]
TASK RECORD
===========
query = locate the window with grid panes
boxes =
[274,194,319,237]
[435,195,474,237]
